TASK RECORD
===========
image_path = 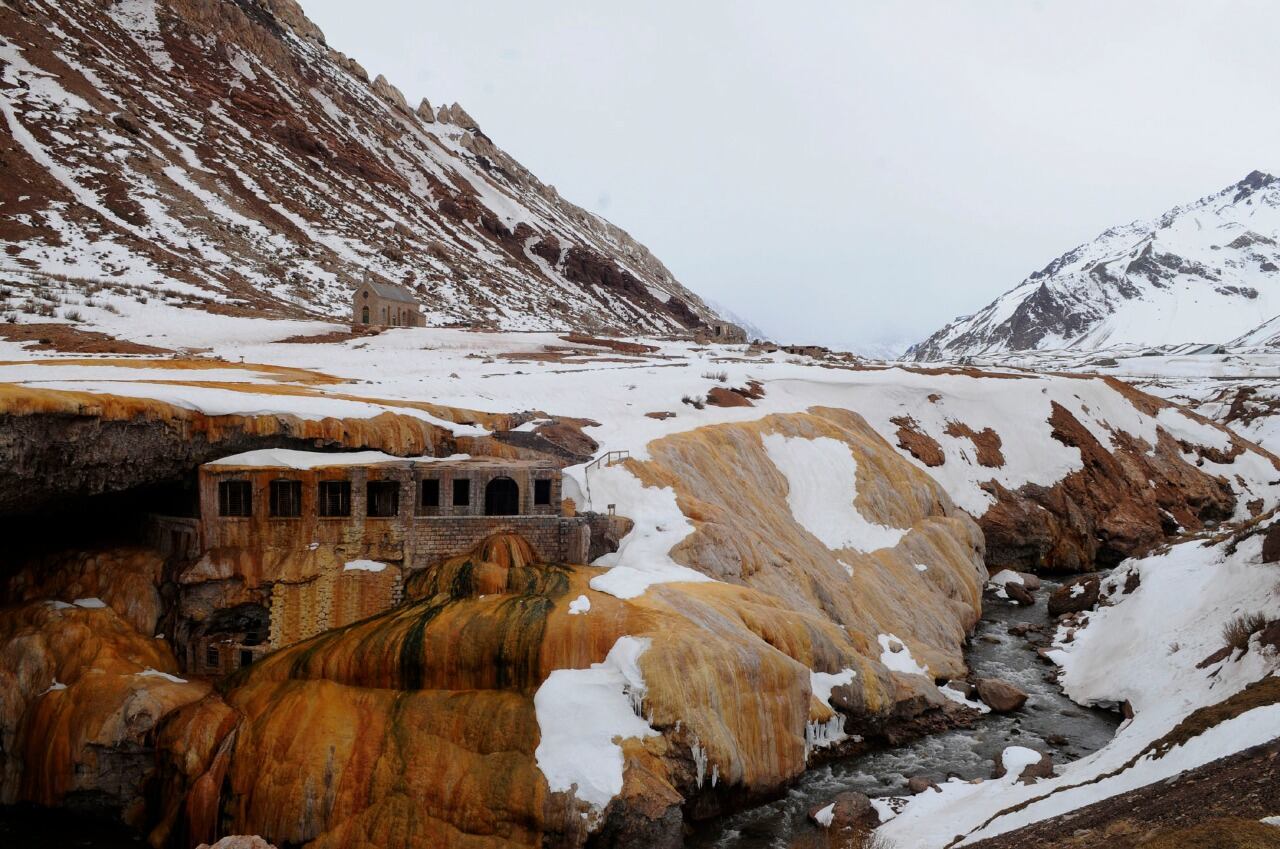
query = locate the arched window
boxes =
[361,305,370,324]
[484,477,520,516]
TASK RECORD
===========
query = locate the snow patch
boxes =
[762,433,907,553]
[533,637,658,811]
[343,559,388,573]
[877,633,930,677]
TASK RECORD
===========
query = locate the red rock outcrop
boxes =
[980,401,1241,572]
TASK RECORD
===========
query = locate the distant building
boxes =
[706,321,747,344]
[353,278,422,327]
[782,344,830,359]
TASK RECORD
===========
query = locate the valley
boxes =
[2,0,1278,847]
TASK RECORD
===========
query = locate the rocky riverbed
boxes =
[690,579,1122,848]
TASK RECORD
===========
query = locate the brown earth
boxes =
[966,738,1280,849]
[0,323,171,354]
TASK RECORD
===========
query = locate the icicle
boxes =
[804,715,847,759]
[691,742,708,788]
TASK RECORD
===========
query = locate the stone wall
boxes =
[407,515,589,570]
[270,565,403,648]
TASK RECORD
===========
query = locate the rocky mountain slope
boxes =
[910,171,1280,360]
[0,0,720,333]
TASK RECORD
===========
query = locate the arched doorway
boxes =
[484,477,520,515]
[361,305,370,324]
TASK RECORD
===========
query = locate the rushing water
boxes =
[689,580,1122,848]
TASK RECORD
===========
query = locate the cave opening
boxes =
[0,474,198,583]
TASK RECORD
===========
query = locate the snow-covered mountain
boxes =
[0,0,721,333]
[909,171,1280,361]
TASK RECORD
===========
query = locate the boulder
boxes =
[1048,573,1101,616]
[1263,522,1280,563]
[976,677,1029,713]
[196,838,277,849]
[906,775,939,795]
[1005,581,1035,606]
[1017,572,1042,591]
[706,386,752,407]
[807,791,879,829]
[993,748,1054,783]
[944,679,977,699]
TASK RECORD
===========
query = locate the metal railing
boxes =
[584,449,631,472]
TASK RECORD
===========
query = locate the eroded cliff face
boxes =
[0,382,516,516]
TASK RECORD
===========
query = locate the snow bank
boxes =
[881,531,1280,847]
[207,449,470,468]
[533,636,658,810]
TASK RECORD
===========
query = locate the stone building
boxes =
[352,278,422,327]
[182,449,607,665]
[707,321,747,344]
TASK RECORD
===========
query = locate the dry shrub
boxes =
[1222,611,1268,652]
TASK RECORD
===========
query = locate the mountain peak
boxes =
[910,172,1280,360]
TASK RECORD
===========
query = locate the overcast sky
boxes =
[303,0,1280,354]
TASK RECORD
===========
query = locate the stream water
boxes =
[689,580,1122,848]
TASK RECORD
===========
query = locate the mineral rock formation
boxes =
[0,601,208,817]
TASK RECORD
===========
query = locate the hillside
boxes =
[0,0,721,333]
[910,171,1280,360]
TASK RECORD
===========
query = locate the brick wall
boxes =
[404,515,589,570]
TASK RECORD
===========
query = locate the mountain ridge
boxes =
[0,0,724,334]
[908,170,1280,360]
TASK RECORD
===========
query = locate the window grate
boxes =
[318,480,351,517]
[218,480,252,517]
[269,480,302,517]
[367,481,400,518]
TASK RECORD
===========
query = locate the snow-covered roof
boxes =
[360,280,419,304]
[202,448,554,471]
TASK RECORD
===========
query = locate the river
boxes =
[688,579,1121,848]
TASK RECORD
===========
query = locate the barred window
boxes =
[318,480,351,517]
[205,644,219,668]
[534,478,552,506]
[269,480,302,517]
[421,478,440,508]
[452,478,471,507]
[367,481,400,518]
[218,480,252,517]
